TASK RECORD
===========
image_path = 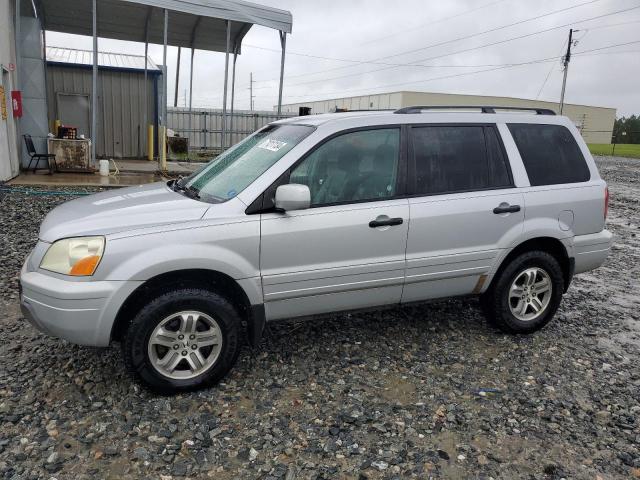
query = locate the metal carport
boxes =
[15,0,292,166]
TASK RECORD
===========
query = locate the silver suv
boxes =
[20,106,613,392]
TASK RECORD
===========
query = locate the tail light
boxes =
[604,186,609,221]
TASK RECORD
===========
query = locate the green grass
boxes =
[588,143,640,159]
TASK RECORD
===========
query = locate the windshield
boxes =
[182,124,314,203]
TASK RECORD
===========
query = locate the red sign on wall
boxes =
[11,91,22,118]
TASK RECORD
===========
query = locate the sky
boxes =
[46,0,640,116]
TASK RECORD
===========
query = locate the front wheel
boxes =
[481,251,564,334]
[122,288,241,393]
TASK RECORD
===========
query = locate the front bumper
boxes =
[573,229,613,274]
[19,261,142,347]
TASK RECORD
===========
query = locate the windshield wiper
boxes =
[170,176,185,192]
[183,185,200,200]
[170,177,200,199]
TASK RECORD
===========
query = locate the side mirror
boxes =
[275,184,311,211]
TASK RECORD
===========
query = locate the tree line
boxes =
[613,115,640,144]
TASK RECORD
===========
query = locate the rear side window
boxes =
[410,125,512,195]
[507,124,590,186]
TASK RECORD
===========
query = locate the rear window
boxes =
[507,124,590,186]
[410,125,512,195]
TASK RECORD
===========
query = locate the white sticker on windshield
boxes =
[257,139,287,152]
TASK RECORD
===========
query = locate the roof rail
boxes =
[332,108,395,113]
[394,105,556,115]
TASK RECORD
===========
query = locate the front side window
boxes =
[507,123,590,186]
[184,124,314,202]
[410,125,512,195]
[289,128,400,206]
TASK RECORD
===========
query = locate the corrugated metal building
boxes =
[282,91,617,144]
[45,47,160,158]
[167,107,295,151]
[0,0,20,181]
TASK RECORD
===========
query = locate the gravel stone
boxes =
[1,158,639,479]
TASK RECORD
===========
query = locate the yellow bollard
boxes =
[147,125,154,160]
[159,126,167,171]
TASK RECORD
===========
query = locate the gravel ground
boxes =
[0,158,639,480]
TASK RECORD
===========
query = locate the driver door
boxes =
[259,127,409,320]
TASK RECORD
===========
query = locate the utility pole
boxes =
[249,72,254,111]
[559,28,574,115]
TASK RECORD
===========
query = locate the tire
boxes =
[122,288,241,393]
[481,251,564,334]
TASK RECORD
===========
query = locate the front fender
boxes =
[96,221,262,302]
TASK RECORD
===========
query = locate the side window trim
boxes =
[246,124,408,214]
[407,122,515,198]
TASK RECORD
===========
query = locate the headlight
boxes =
[40,236,105,276]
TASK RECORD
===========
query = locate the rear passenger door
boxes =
[403,124,524,303]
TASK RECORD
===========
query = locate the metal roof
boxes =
[27,0,292,53]
[46,47,161,72]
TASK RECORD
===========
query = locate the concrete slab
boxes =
[7,171,161,188]
[114,159,204,175]
[5,159,206,188]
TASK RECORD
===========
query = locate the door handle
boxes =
[369,217,404,228]
[493,204,521,214]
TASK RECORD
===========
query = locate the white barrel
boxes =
[99,159,109,177]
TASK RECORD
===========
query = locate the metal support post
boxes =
[277,31,287,115]
[91,0,97,166]
[161,8,168,170]
[221,20,230,149]
[230,48,237,147]
[174,46,181,107]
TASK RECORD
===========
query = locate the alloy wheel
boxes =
[508,267,553,322]
[147,311,222,380]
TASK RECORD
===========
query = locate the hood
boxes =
[39,182,209,242]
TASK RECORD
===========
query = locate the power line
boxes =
[267,39,640,102]
[244,17,640,88]
[255,4,640,92]
[246,0,511,77]
[187,40,640,107]
[277,60,560,102]
[243,44,566,70]
[536,38,568,99]
[573,38,640,55]
[578,18,640,30]
[358,0,512,46]
[247,0,605,86]
[576,48,640,56]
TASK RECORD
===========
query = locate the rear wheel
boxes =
[122,288,241,393]
[481,251,564,333]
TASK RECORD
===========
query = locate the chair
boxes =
[23,135,56,174]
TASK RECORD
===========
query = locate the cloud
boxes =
[45,0,640,115]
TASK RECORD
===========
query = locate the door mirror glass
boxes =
[275,184,311,211]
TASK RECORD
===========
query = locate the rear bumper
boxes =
[19,261,142,347]
[573,229,613,274]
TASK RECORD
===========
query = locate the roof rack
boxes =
[394,105,556,115]
[332,108,395,113]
